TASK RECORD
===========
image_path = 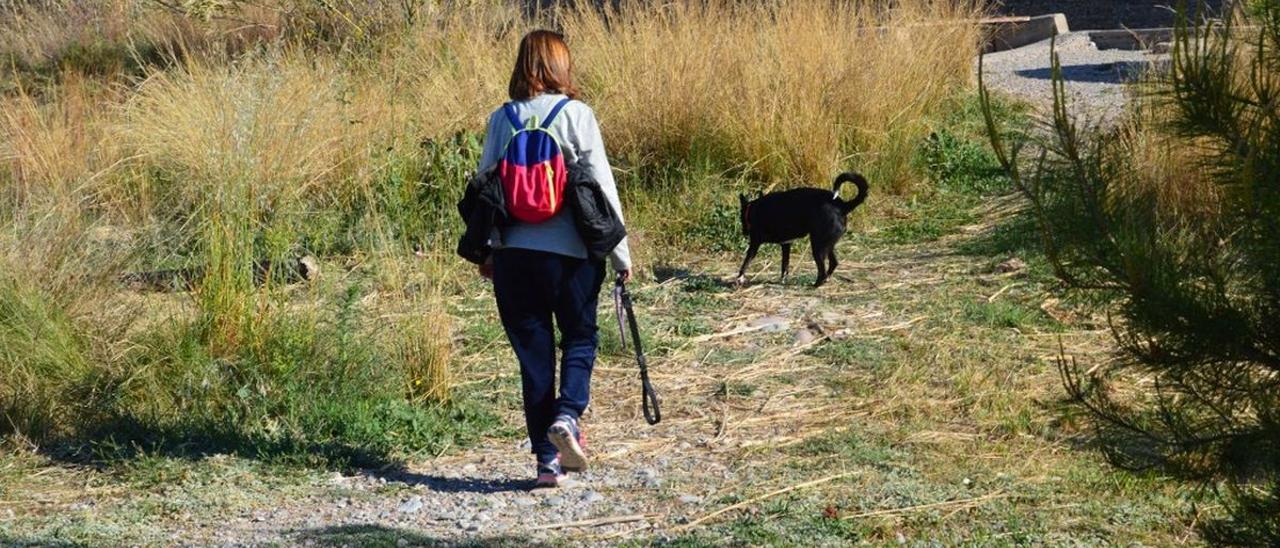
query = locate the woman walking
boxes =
[477,30,632,488]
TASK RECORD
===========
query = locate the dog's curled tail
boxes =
[832,172,869,214]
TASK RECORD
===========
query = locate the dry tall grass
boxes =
[0,0,986,446]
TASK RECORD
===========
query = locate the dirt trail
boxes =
[157,200,1134,545]
[4,193,1195,545]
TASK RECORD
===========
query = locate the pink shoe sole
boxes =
[549,425,587,472]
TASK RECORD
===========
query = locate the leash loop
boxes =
[615,277,661,425]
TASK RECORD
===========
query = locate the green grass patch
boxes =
[863,94,1026,246]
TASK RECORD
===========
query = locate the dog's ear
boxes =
[739,193,749,207]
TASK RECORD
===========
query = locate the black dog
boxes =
[736,172,869,287]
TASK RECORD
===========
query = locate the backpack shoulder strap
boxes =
[540,97,573,129]
[501,102,523,131]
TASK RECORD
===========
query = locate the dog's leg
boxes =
[827,247,839,277]
[780,243,791,283]
[811,242,829,287]
[735,240,761,286]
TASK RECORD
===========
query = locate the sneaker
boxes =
[534,457,564,488]
[548,414,588,472]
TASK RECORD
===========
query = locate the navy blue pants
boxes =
[492,248,605,463]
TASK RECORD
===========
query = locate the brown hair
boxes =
[508,30,579,101]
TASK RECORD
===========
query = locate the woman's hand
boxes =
[479,258,495,279]
[617,269,631,284]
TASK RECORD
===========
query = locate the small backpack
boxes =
[497,97,573,224]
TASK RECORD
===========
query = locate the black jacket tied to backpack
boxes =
[456,161,626,265]
[565,161,626,262]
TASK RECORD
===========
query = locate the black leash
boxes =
[613,277,661,425]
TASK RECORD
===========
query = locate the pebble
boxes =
[637,468,661,488]
[995,257,1026,274]
[462,463,478,474]
[513,496,538,508]
[397,539,410,547]
[335,498,349,509]
[398,496,424,514]
[466,522,481,532]
[793,328,817,346]
[544,496,565,507]
[328,471,347,485]
[962,477,973,487]
[678,494,702,505]
[582,491,605,504]
[750,316,790,333]
[475,511,494,522]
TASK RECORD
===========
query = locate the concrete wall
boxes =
[994,0,1225,30]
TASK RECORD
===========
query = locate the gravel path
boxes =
[204,451,699,545]
[979,32,1165,123]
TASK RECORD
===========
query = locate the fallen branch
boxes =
[689,322,781,343]
[678,472,857,530]
[841,490,1009,520]
[987,282,1025,303]
[865,316,927,333]
[528,513,653,530]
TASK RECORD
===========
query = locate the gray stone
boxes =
[794,328,817,346]
[679,494,702,505]
[637,468,661,488]
[462,463,478,474]
[475,511,494,522]
[513,496,538,507]
[749,316,790,333]
[397,538,410,548]
[398,496,424,514]
[996,257,1026,274]
[582,490,605,504]
[544,496,565,506]
[466,522,481,532]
